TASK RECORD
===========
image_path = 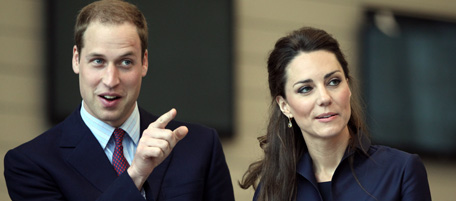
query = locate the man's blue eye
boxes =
[121,60,132,66]
[93,59,103,64]
[91,59,105,66]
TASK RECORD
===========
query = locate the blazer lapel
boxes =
[60,109,118,192]
[145,154,173,200]
[139,108,173,201]
[297,151,319,188]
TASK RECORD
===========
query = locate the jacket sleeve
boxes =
[4,149,66,200]
[401,154,432,201]
[95,172,146,201]
[203,128,235,201]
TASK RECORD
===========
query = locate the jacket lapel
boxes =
[145,154,173,200]
[139,108,173,201]
[297,151,319,188]
[60,108,118,192]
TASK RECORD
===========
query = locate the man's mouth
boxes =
[100,95,120,101]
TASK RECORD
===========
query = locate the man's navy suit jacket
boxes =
[4,106,235,201]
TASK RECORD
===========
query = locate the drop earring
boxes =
[288,116,293,128]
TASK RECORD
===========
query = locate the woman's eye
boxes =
[298,86,313,94]
[328,79,341,86]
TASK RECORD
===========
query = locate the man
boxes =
[4,1,235,200]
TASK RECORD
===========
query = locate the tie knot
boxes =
[113,128,126,145]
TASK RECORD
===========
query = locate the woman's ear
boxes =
[346,78,352,98]
[276,95,292,118]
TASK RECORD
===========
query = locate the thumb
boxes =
[174,126,188,141]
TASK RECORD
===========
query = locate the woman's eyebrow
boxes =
[293,70,341,87]
[324,70,341,79]
[293,79,312,87]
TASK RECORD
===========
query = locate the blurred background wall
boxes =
[1,0,455,200]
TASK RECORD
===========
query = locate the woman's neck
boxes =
[304,127,350,183]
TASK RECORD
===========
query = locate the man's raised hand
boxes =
[127,108,188,189]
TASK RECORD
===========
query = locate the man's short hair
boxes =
[74,0,148,58]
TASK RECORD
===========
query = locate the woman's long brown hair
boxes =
[239,27,368,201]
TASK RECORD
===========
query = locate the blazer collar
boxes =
[296,131,372,187]
[139,107,175,200]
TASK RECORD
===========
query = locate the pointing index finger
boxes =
[150,108,177,129]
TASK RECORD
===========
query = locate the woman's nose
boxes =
[317,87,332,106]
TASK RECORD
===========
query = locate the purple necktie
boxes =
[112,128,130,176]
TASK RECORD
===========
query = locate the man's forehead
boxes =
[78,20,142,56]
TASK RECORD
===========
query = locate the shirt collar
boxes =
[80,101,140,149]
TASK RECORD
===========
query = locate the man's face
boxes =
[72,21,148,127]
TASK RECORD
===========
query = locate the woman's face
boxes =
[276,50,351,140]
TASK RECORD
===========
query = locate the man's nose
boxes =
[103,64,120,88]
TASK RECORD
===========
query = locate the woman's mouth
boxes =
[316,113,337,119]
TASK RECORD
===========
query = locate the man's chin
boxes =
[95,111,125,127]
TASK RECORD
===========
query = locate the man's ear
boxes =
[142,49,148,77]
[276,95,292,118]
[72,45,80,74]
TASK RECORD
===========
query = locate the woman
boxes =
[239,27,431,201]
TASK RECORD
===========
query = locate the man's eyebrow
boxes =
[119,51,135,57]
[85,51,136,59]
[85,53,104,58]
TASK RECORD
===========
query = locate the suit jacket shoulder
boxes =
[292,144,431,201]
[4,107,146,200]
